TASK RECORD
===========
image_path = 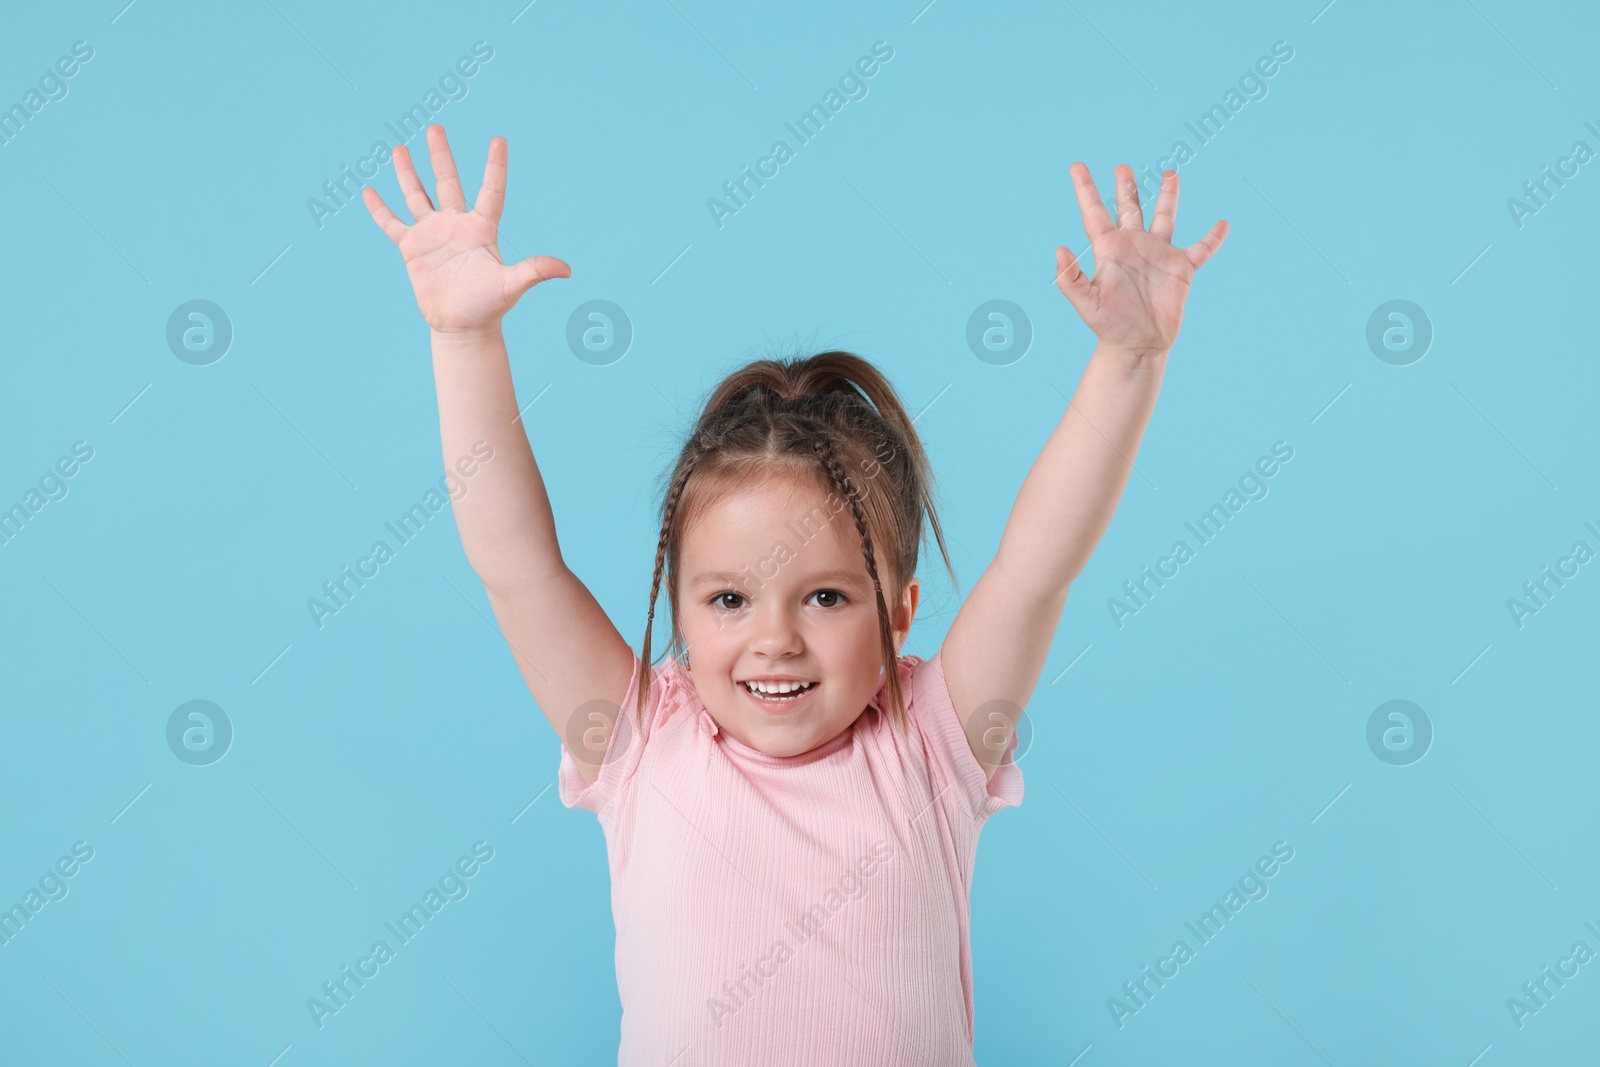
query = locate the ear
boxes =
[892,577,920,653]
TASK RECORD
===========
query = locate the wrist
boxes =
[1093,340,1169,369]
[432,321,505,343]
[431,323,508,361]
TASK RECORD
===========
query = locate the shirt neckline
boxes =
[711,711,863,766]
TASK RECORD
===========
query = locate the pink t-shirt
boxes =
[558,648,1024,1066]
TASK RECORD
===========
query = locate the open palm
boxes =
[363,125,569,334]
[1055,163,1228,358]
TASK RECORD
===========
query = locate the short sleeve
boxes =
[557,651,681,816]
[907,650,1024,822]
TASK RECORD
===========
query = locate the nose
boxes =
[749,603,803,659]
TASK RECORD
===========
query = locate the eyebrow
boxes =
[689,568,866,588]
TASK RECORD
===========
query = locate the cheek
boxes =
[823,637,883,696]
[684,623,736,667]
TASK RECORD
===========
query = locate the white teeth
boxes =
[743,680,816,696]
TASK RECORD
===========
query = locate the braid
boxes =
[637,435,708,729]
[811,434,907,731]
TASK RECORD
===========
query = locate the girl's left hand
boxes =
[1055,163,1228,360]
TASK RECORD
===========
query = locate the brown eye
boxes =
[813,590,846,608]
[712,592,744,611]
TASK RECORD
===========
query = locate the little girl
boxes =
[364,125,1226,1066]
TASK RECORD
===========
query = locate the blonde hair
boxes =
[637,350,959,733]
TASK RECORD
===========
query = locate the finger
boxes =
[1149,170,1179,242]
[426,125,468,212]
[507,254,572,297]
[1069,162,1116,241]
[1053,244,1091,314]
[1114,164,1144,231]
[475,136,508,227]
[361,186,408,245]
[1183,219,1229,271]
[392,144,435,220]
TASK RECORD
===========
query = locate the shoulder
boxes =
[557,650,699,814]
[890,650,1024,823]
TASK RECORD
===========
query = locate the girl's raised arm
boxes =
[942,164,1228,781]
[363,125,634,786]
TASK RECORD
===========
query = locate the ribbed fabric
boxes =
[558,649,1024,1066]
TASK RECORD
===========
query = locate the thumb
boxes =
[507,255,571,296]
[1054,245,1091,315]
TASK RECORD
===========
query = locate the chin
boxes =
[738,721,821,758]
[742,726,805,755]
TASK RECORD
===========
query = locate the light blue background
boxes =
[2,1,1597,1064]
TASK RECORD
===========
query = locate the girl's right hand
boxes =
[363,125,570,335]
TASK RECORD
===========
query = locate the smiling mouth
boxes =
[740,680,819,705]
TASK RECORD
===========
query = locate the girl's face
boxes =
[675,474,919,758]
